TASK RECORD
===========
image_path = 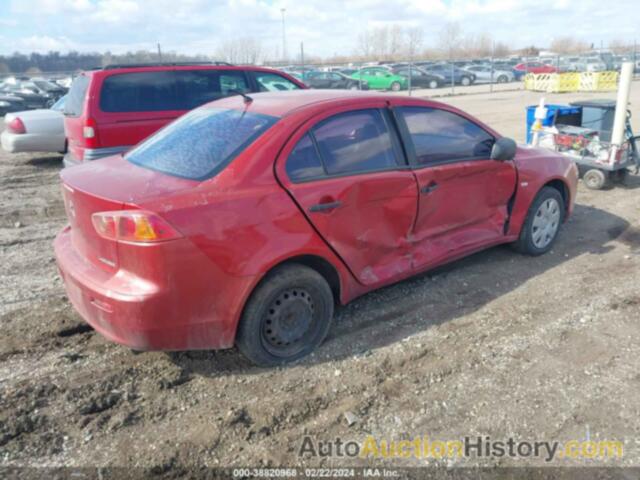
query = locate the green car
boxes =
[349,67,408,91]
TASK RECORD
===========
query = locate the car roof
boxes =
[207,89,441,118]
[81,64,295,78]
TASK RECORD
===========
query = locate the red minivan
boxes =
[62,62,305,167]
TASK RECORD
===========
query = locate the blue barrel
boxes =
[526,104,582,143]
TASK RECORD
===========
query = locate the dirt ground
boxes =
[1,85,640,474]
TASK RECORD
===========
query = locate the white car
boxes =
[1,96,66,154]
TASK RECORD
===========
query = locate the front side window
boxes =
[126,107,278,180]
[398,107,495,166]
[253,73,300,92]
[312,109,398,176]
[174,70,248,110]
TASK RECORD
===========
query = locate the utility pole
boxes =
[281,8,287,63]
[157,43,162,62]
[300,42,304,71]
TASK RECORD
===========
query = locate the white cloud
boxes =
[2,0,638,57]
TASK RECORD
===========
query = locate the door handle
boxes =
[420,182,439,195]
[309,201,342,213]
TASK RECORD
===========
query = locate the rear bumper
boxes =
[1,131,64,153]
[54,226,255,351]
[63,145,131,167]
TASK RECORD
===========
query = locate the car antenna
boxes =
[230,89,253,104]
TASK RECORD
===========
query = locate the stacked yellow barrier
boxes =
[524,74,536,90]
[593,71,618,91]
[525,71,619,93]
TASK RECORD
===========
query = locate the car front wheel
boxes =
[428,80,439,89]
[390,81,402,91]
[235,264,334,366]
[460,76,471,86]
[513,187,565,256]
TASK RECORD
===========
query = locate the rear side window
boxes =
[126,108,278,180]
[100,71,177,112]
[64,75,89,117]
[398,107,495,166]
[100,70,250,113]
[286,134,325,181]
[313,109,398,176]
[253,72,300,92]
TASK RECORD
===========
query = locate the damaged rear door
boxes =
[277,106,419,286]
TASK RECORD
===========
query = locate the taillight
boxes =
[92,211,182,243]
[83,117,99,148]
[7,117,26,134]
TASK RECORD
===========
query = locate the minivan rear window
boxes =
[64,75,89,117]
[100,70,251,112]
[126,108,278,180]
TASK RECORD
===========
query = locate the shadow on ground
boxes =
[168,202,632,376]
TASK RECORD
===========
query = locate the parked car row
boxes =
[0,77,67,111]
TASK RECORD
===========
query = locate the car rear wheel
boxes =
[235,264,334,366]
[349,84,359,90]
[390,81,402,92]
[460,76,471,86]
[497,75,509,83]
[513,187,564,256]
[583,169,609,190]
[428,80,439,89]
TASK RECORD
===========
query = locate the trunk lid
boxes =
[60,155,197,272]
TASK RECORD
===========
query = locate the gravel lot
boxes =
[1,85,640,473]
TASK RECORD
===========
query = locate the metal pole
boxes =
[490,41,494,93]
[281,8,287,63]
[408,57,412,96]
[157,43,162,62]
[449,47,454,95]
[300,42,304,73]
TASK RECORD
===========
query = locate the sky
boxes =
[0,0,637,58]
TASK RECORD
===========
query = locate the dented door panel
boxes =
[283,171,419,286]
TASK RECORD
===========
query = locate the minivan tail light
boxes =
[83,117,99,148]
[7,117,26,134]
[92,211,182,243]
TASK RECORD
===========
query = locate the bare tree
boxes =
[216,37,265,65]
[437,22,462,58]
[549,36,590,54]
[405,27,424,58]
[608,39,634,54]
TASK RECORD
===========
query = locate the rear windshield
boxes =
[126,107,278,180]
[64,75,89,117]
[99,70,251,112]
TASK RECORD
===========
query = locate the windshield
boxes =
[126,107,278,180]
[51,95,66,111]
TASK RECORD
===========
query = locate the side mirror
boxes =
[490,137,517,161]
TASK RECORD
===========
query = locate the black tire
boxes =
[460,76,471,86]
[583,169,609,190]
[349,84,359,90]
[513,187,565,256]
[390,81,401,92]
[612,168,629,185]
[497,75,508,83]
[428,80,439,89]
[235,264,334,366]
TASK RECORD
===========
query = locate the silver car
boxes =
[464,65,514,83]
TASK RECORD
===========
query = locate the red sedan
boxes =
[54,90,578,366]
